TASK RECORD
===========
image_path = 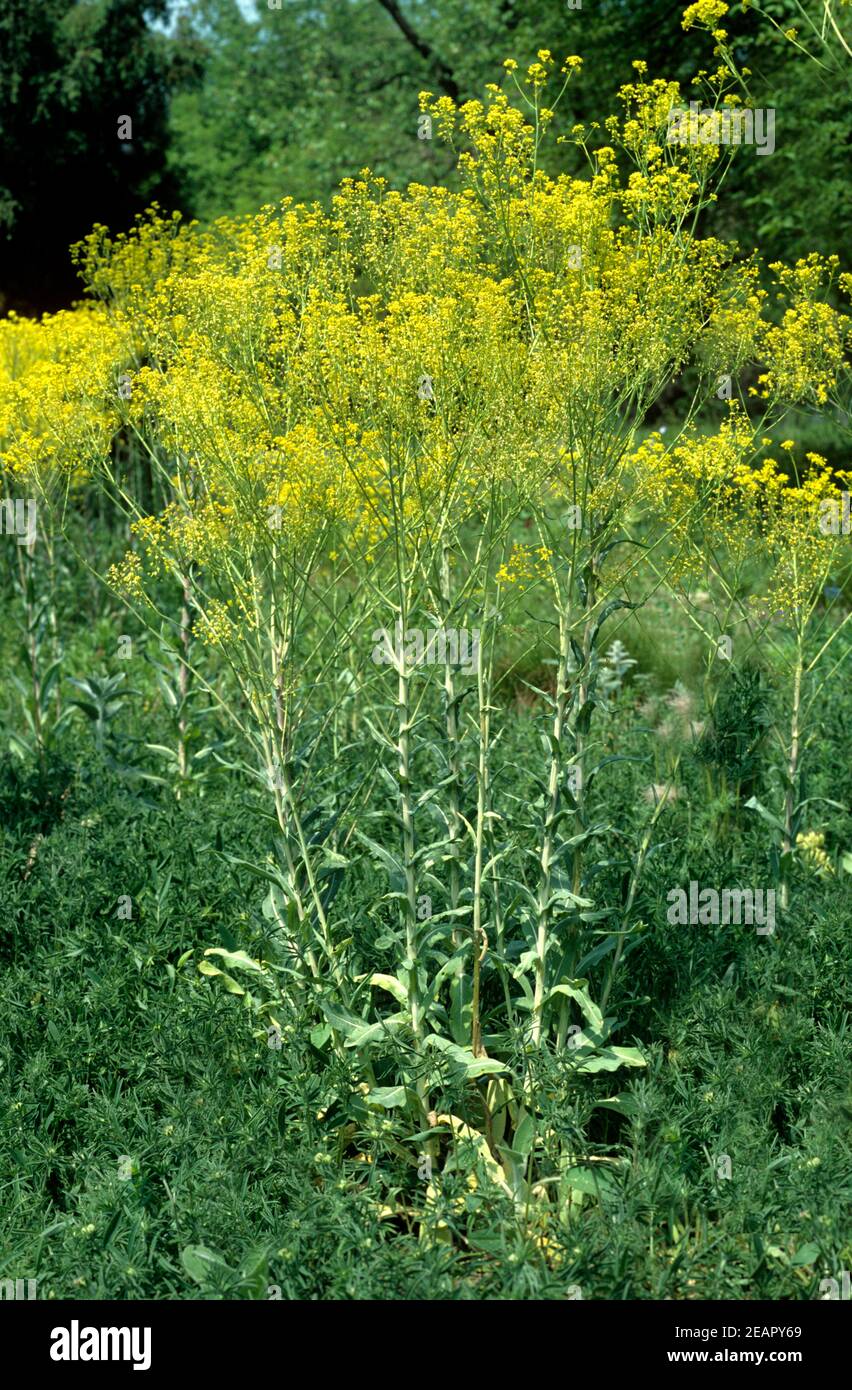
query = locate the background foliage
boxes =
[1,0,850,313]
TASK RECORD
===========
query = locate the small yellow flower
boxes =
[682,0,729,32]
[796,831,833,876]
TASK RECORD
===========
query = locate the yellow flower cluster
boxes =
[682,0,730,31]
[796,831,834,876]
[496,543,554,590]
[1,64,848,660]
[728,452,852,614]
[757,257,848,407]
[630,405,758,521]
[0,306,124,492]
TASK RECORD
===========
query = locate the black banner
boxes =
[6,1295,849,1378]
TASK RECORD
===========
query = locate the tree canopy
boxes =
[1,0,849,312]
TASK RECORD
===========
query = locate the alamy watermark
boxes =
[667,881,775,934]
[371,622,480,675]
[0,1277,37,1299]
[50,1321,151,1371]
[819,1270,851,1300]
[819,492,851,535]
[0,498,37,547]
[667,102,775,157]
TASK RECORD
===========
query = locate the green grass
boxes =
[1,531,850,1300]
[0,707,849,1297]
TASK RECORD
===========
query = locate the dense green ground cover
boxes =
[1,550,849,1300]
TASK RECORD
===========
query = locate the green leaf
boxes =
[369,972,408,1006]
[221,853,289,887]
[423,1034,508,1078]
[547,889,595,912]
[609,1045,646,1066]
[549,980,604,1033]
[321,848,350,870]
[790,1242,820,1268]
[356,832,406,892]
[319,1001,365,1037]
[574,1045,646,1073]
[345,1013,407,1048]
[360,715,397,753]
[744,796,786,835]
[144,743,179,764]
[236,1246,269,1298]
[593,1093,638,1117]
[448,967,472,1046]
[589,599,637,651]
[514,1113,535,1156]
[262,884,289,921]
[365,1086,407,1109]
[40,657,64,703]
[181,1245,232,1286]
[562,1164,619,1200]
[203,947,269,977]
[575,699,597,734]
[197,961,245,994]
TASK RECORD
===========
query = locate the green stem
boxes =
[781,633,804,913]
[471,629,490,1057]
[531,603,572,1046]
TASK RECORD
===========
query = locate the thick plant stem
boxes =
[263,739,319,977]
[284,761,347,992]
[177,571,191,793]
[470,634,490,1057]
[440,541,470,1051]
[262,557,345,999]
[396,628,431,1128]
[266,745,368,1076]
[485,607,514,1030]
[556,586,592,1053]
[531,606,572,1046]
[781,635,804,912]
[44,530,62,722]
[572,563,596,890]
[440,543,462,932]
[390,457,432,1145]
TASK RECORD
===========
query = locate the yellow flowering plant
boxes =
[636,243,851,913]
[0,306,126,760]
[417,55,842,1067]
[5,44,848,1247]
[650,438,852,911]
